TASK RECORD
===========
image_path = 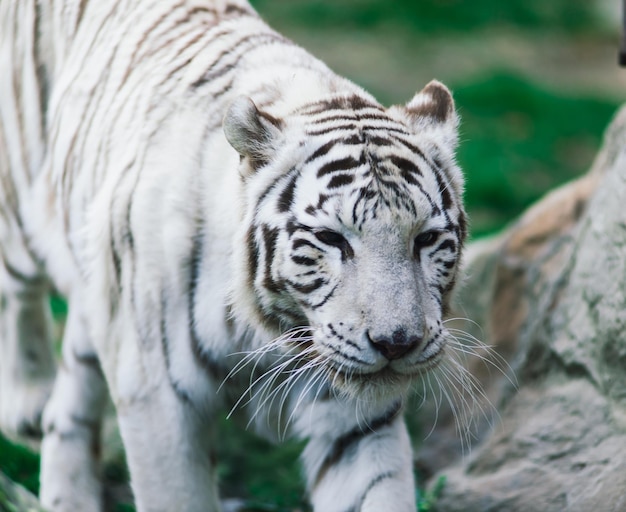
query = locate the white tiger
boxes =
[0,1,467,511]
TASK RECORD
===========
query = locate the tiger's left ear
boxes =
[401,80,459,148]
[223,96,284,174]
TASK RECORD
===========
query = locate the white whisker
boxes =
[410,317,514,457]
[224,327,315,419]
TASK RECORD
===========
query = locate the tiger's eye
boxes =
[413,231,439,258]
[314,229,354,260]
[315,230,347,248]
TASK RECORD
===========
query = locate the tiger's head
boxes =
[225,81,466,401]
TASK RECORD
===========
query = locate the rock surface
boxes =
[426,106,626,511]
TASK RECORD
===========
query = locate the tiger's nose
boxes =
[367,328,421,360]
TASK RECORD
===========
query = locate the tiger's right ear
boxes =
[401,80,459,149]
[223,96,283,173]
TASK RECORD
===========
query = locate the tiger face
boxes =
[226,81,466,400]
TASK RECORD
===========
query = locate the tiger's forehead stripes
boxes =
[294,95,384,116]
[289,121,456,233]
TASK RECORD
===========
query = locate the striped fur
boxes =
[0,1,466,511]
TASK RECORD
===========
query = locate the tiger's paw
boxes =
[40,427,103,512]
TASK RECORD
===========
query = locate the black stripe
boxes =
[160,292,193,403]
[245,226,259,290]
[311,113,356,125]
[430,238,457,257]
[34,0,50,132]
[351,187,377,226]
[262,226,282,293]
[317,156,361,178]
[154,10,223,83]
[291,255,317,266]
[298,95,382,115]
[224,3,254,16]
[72,348,104,378]
[277,172,299,212]
[292,238,320,251]
[0,257,46,287]
[313,193,332,212]
[305,139,338,164]
[389,134,429,163]
[310,111,397,126]
[389,156,423,178]
[313,402,403,488]
[327,173,354,189]
[256,166,296,209]
[124,0,188,74]
[209,78,233,99]
[110,224,122,288]
[364,135,392,147]
[457,209,468,242]
[360,471,397,505]
[432,163,453,211]
[310,284,338,310]
[187,224,225,379]
[287,277,326,294]
[441,259,456,269]
[306,124,358,137]
[192,33,288,87]
[362,124,409,135]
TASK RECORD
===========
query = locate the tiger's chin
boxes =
[326,350,445,403]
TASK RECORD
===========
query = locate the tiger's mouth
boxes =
[322,338,446,398]
[280,326,446,399]
[409,335,446,368]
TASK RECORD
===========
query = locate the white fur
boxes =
[0,2,466,511]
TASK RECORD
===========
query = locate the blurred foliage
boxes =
[417,475,447,511]
[49,293,68,318]
[0,433,39,496]
[251,0,608,35]
[455,72,618,236]
[216,416,308,510]
[0,471,47,512]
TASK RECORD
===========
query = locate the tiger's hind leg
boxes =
[0,256,56,440]
[40,301,107,512]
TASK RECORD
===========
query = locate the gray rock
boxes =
[426,106,626,511]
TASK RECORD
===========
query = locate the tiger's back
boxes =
[0,2,466,511]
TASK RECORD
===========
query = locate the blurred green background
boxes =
[1,1,624,511]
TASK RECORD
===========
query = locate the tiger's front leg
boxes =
[99,310,222,512]
[40,301,107,512]
[114,382,221,512]
[300,400,417,512]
